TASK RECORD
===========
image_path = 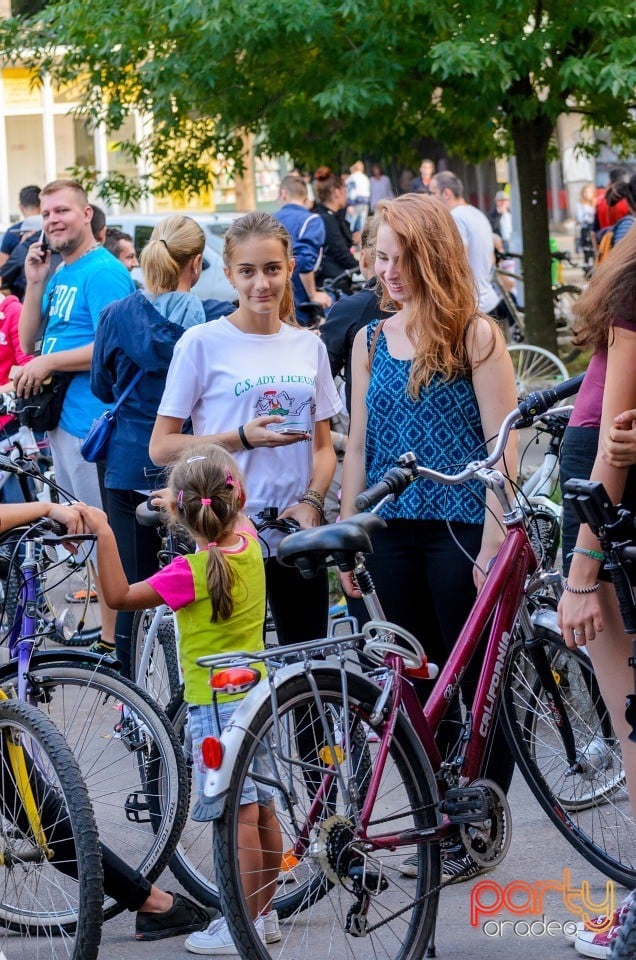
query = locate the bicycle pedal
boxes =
[440,785,492,823]
[125,791,152,824]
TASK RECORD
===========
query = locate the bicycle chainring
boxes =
[459,778,511,868]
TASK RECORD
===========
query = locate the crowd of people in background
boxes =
[0,158,635,960]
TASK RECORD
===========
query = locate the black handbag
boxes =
[15,373,73,432]
[15,290,73,432]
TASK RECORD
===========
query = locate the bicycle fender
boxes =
[0,649,121,684]
[199,659,372,819]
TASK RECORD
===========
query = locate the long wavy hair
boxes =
[167,444,247,623]
[223,211,296,324]
[571,224,636,349]
[141,216,205,295]
[373,194,498,397]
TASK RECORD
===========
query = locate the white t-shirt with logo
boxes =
[451,204,500,314]
[158,316,342,523]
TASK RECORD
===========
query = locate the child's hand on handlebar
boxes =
[47,503,87,538]
[74,503,111,535]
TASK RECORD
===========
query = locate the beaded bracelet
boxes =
[563,580,600,595]
[238,424,254,451]
[570,546,605,563]
[299,489,326,522]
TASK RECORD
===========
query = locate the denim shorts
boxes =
[560,426,636,583]
[188,701,276,820]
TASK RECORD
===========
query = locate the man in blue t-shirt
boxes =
[274,175,332,325]
[15,179,135,652]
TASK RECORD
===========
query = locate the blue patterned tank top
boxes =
[365,320,486,524]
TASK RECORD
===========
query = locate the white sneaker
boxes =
[185,916,266,955]
[185,918,239,955]
[260,909,281,944]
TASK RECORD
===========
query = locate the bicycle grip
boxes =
[518,372,585,420]
[355,466,413,511]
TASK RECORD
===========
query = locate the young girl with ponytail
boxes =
[77,442,282,954]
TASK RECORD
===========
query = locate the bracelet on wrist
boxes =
[238,424,254,451]
[570,546,605,563]
[563,580,600,595]
[299,491,326,522]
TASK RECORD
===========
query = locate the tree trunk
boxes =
[234,131,256,212]
[512,116,558,353]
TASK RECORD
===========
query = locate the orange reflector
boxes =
[281,851,299,871]
[201,736,223,769]
[318,744,344,765]
[209,667,260,695]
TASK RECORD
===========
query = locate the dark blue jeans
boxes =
[348,518,515,793]
[105,487,162,678]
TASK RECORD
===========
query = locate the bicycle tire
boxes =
[553,283,581,332]
[502,630,636,887]
[0,660,188,921]
[0,697,103,959]
[167,689,373,912]
[507,344,569,399]
[609,892,636,959]
[214,669,440,960]
[131,607,181,709]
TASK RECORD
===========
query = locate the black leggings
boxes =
[1,735,151,910]
[348,519,515,794]
[105,488,162,678]
[264,556,329,646]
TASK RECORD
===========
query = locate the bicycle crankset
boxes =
[458,778,511,868]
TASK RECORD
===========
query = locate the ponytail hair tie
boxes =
[201,498,211,507]
[159,238,169,250]
[177,489,184,510]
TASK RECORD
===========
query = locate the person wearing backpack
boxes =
[594,176,636,267]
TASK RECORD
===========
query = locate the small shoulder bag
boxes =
[80,369,143,463]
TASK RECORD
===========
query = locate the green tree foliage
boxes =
[2,0,636,346]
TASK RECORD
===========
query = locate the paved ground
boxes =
[97,764,624,959]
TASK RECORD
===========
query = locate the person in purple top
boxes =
[557,227,636,960]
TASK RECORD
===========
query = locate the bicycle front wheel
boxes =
[507,344,569,399]
[1,661,188,920]
[131,607,181,709]
[0,698,103,959]
[214,669,440,960]
[503,632,636,887]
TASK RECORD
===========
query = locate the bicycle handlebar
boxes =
[355,373,585,511]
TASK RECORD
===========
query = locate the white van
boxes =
[106,212,242,303]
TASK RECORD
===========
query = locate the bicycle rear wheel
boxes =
[503,630,636,887]
[507,344,569,399]
[0,698,103,959]
[0,660,188,920]
[214,669,440,960]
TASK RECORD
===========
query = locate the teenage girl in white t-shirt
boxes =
[150,211,342,647]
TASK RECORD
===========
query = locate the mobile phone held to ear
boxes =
[38,230,49,261]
